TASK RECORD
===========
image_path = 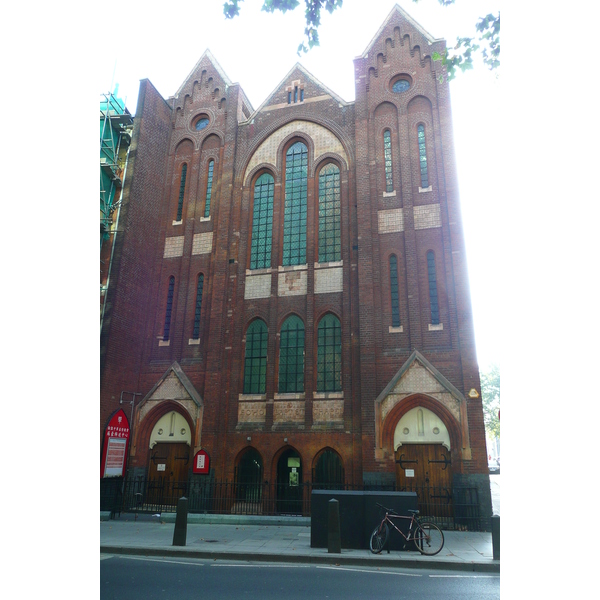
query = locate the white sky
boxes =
[98,0,501,370]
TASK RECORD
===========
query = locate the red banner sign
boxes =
[101,409,130,478]
[193,449,210,474]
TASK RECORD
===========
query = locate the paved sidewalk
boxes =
[100,514,499,573]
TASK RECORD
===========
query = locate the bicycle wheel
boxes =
[413,521,444,556]
[369,522,389,554]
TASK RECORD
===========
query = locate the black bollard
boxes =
[172,496,188,547]
[327,498,341,553]
[491,514,500,560]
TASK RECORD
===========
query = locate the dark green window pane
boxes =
[176,164,187,221]
[427,251,439,324]
[318,164,341,263]
[278,316,305,393]
[163,276,175,341]
[283,142,307,266]
[204,160,214,218]
[316,315,342,392]
[250,173,274,270]
[418,125,428,188]
[383,130,393,193]
[389,255,400,327]
[192,274,204,339]
[243,320,268,394]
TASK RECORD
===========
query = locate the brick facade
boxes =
[100,6,490,517]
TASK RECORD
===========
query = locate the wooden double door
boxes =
[395,444,453,519]
[147,443,190,507]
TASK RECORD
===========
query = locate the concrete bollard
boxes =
[491,514,500,560]
[172,496,188,547]
[327,498,341,553]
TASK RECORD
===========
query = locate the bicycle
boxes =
[369,503,444,556]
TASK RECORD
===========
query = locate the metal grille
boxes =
[250,173,274,270]
[318,164,341,262]
[418,125,428,188]
[204,160,214,218]
[278,315,305,393]
[282,142,308,266]
[384,130,394,192]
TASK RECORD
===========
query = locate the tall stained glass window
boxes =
[427,251,440,325]
[278,315,305,393]
[417,125,429,188]
[204,160,214,218]
[176,164,187,221]
[389,255,401,327]
[383,130,393,193]
[192,274,204,339]
[250,173,274,270]
[163,276,175,342]
[316,314,342,392]
[282,141,308,266]
[318,164,341,263]
[243,320,268,394]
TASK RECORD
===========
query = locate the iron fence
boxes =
[104,477,488,531]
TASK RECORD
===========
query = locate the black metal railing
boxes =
[110,477,488,531]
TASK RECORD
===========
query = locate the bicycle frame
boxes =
[380,511,421,543]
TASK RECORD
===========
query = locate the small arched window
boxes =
[176,164,187,221]
[163,276,175,341]
[192,274,204,339]
[250,173,274,270]
[278,315,305,393]
[389,255,400,327]
[318,164,341,263]
[282,141,308,266]
[426,251,440,325]
[383,130,393,193]
[417,125,428,188]
[316,314,342,392]
[243,320,268,394]
[204,160,214,218]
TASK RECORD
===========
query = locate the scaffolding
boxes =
[100,91,133,243]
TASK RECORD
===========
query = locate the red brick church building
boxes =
[100,5,492,524]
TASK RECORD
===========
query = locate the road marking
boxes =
[118,556,205,567]
[317,566,421,577]
[211,564,311,568]
[429,574,499,578]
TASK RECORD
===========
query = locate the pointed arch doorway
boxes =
[276,448,303,515]
[394,407,453,520]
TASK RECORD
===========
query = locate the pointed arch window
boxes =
[163,276,175,342]
[383,130,393,193]
[204,160,214,218]
[250,173,274,270]
[192,274,204,339]
[278,315,305,393]
[243,320,268,394]
[318,164,341,263]
[427,250,440,325]
[176,164,187,221]
[316,314,342,392]
[282,141,308,266]
[417,125,429,189]
[389,255,401,327]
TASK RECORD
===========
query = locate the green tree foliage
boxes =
[480,363,500,439]
[222,0,499,80]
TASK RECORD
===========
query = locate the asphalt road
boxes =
[100,554,500,600]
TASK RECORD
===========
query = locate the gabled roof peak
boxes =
[172,49,233,100]
[359,3,442,58]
